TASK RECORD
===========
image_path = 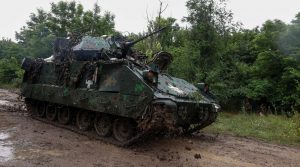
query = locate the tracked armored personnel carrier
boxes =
[21,28,220,146]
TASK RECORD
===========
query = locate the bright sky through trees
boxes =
[0,0,299,40]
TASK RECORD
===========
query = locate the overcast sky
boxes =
[1,0,300,40]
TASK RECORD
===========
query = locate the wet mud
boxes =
[0,89,299,167]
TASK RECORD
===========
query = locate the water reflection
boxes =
[0,132,13,162]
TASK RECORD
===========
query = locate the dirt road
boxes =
[0,89,299,167]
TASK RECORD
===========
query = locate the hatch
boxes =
[148,51,172,72]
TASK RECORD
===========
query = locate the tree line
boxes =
[0,0,299,113]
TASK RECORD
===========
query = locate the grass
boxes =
[204,112,300,146]
[0,83,19,90]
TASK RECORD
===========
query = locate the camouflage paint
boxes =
[134,83,145,93]
[20,32,219,127]
[21,61,154,119]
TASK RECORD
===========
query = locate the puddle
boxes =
[0,132,14,162]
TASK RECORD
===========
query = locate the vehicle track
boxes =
[1,89,300,167]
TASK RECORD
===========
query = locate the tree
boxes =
[0,39,24,84]
[278,14,300,61]
[16,1,116,58]
[0,1,117,86]
[46,1,115,37]
[184,0,238,82]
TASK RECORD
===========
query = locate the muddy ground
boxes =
[0,89,299,167]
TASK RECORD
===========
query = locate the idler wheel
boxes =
[36,102,46,117]
[182,124,191,134]
[58,107,71,125]
[113,118,135,142]
[94,114,112,137]
[46,104,57,121]
[76,110,91,131]
[25,99,35,115]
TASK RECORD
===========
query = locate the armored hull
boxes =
[21,32,219,145]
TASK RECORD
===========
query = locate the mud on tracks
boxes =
[0,89,299,167]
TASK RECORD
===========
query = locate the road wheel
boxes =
[46,104,57,121]
[24,99,35,115]
[182,124,191,134]
[58,107,71,125]
[76,110,91,131]
[113,118,135,142]
[94,114,112,137]
[36,102,46,117]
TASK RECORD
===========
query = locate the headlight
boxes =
[213,103,221,112]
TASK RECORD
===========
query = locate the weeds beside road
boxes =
[205,112,300,146]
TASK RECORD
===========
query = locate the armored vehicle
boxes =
[21,28,220,146]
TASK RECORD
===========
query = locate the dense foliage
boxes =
[0,0,299,113]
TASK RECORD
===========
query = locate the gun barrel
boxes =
[126,26,168,48]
